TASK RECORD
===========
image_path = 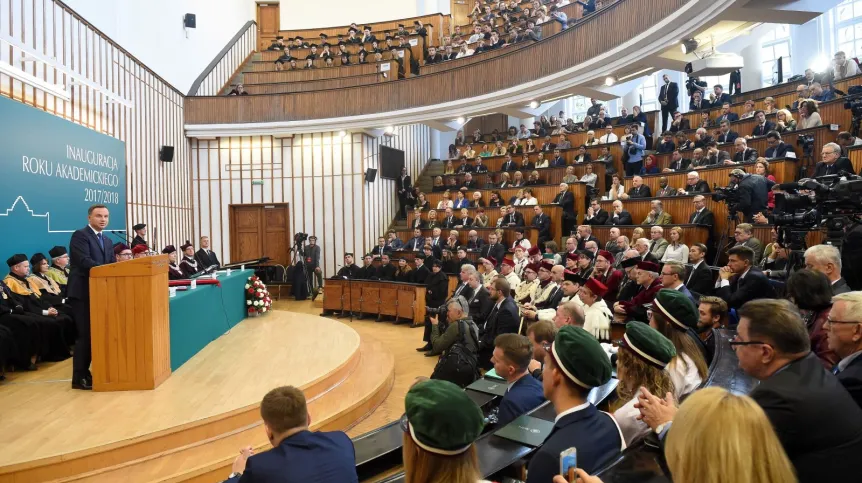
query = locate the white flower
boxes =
[246,300,252,305]
[262,307,267,313]
[245,284,250,289]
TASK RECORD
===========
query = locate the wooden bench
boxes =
[408,205,564,247]
[395,227,539,249]
[622,159,798,194]
[424,183,585,211]
[242,60,395,84]
[322,279,427,325]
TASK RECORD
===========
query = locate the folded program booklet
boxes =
[467,377,508,396]
[493,414,555,447]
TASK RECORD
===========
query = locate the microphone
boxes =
[110,230,134,246]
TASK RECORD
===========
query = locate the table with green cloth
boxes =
[169,269,252,370]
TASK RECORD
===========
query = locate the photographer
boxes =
[729,168,774,222]
[686,76,708,108]
[622,124,647,176]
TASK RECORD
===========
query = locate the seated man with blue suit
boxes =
[491,333,545,428]
[525,326,624,483]
[226,386,358,482]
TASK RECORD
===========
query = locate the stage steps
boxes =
[45,336,393,483]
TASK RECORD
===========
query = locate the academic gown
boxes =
[131,235,147,248]
[0,279,71,362]
[180,256,201,277]
[168,263,185,280]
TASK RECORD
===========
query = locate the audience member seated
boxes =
[730,138,759,164]
[525,326,623,483]
[647,226,669,259]
[225,386,358,482]
[664,150,690,173]
[584,198,608,225]
[656,176,677,197]
[813,142,854,177]
[606,200,631,225]
[786,269,840,369]
[633,237,658,263]
[649,289,707,398]
[716,120,738,144]
[580,163,598,188]
[749,110,776,138]
[477,278,518,370]
[764,131,796,159]
[401,380,486,483]
[715,246,775,310]
[775,108,797,133]
[798,99,823,129]
[615,261,662,321]
[804,244,851,295]
[685,243,714,296]
[642,200,672,226]
[490,334,546,427]
[733,223,764,265]
[827,291,862,408]
[661,227,689,263]
[613,321,676,445]
[623,176,651,199]
[607,174,625,200]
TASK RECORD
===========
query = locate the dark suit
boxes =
[525,404,622,483]
[405,236,425,251]
[813,159,855,177]
[504,211,525,227]
[68,225,116,380]
[751,121,776,137]
[532,213,552,243]
[585,209,609,226]
[713,93,731,105]
[715,267,774,309]
[667,157,691,172]
[669,119,691,132]
[481,243,507,266]
[467,285,492,327]
[552,191,576,235]
[764,142,795,159]
[226,430,358,483]
[477,297,519,369]
[609,211,633,225]
[195,248,221,268]
[836,352,862,409]
[717,130,738,144]
[659,81,680,131]
[131,234,147,248]
[685,261,714,296]
[627,185,651,199]
[412,264,430,284]
[377,263,396,281]
[688,98,711,111]
[736,173,774,222]
[577,235,600,251]
[733,148,759,164]
[687,179,711,194]
[370,246,391,257]
[500,160,517,172]
[750,353,862,483]
[688,208,714,228]
[495,374,545,428]
[833,278,852,295]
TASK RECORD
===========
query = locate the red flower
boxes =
[247,288,254,294]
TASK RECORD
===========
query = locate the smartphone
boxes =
[560,447,577,481]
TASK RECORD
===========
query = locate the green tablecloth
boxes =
[169,269,252,370]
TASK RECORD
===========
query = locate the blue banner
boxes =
[0,95,127,264]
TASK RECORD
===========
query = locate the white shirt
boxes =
[456,48,475,58]
[614,395,650,445]
[523,197,538,206]
[667,352,703,400]
[600,133,618,144]
[661,243,689,263]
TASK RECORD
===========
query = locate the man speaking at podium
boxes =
[67,204,116,391]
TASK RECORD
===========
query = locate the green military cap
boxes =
[404,379,484,455]
[653,289,698,331]
[622,321,676,368]
[550,326,612,388]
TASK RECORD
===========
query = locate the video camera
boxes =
[294,232,309,244]
[772,175,862,250]
[844,88,862,136]
[685,76,707,96]
[711,185,741,217]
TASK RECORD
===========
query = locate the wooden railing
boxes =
[185,0,687,124]
[188,21,258,96]
[272,13,448,45]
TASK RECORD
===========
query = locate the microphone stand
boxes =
[110,230,134,246]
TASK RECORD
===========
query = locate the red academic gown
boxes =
[619,278,662,314]
[595,269,624,305]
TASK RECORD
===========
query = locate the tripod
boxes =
[289,239,317,300]
[712,209,739,267]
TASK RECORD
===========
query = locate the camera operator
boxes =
[813,143,854,177]
[686,76,708,108]
[729,168,774,222]
[303,235,322,289]
[418,264,477,352]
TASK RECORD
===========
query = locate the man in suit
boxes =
[477,278,520,370]
[491,334,546,427]
[429,227,444,259]
[647,226,670,260]
[575,225,600,251]
[406,228,425,251]
[804,245,852,295]
[225,385,358,482]
[660,261,696,304]
[733,223,764,265]
[500,154,517,172]
[669,111,691,133]
[376,254,396,281]
[685,243,714,296]
[67,204,116,390]
[736,300,862,482]
[384,231,403,252]
[813,142,855,177]
[464,271,492,329]
[750,110,776,138]
[419,264,476,350]
[531,205,552,247]
[370,236,391,257]
[584,199,608,225]
[641,200,673,226]
[827,292,862,408]
[680,170,711,195]
[688,195,715,248]
[454,208,473,229]
[525,326,622,483]
[461,173,477,189]
[730,137,759,164]
[130,223,147,248]
[478,231,505,262]
[195,236,221,268]
[553,183,576,235]
[609,200,633,225]
[716,120,738,144]
[715,246,774,309]
[664,150,691,173]
[712,86,732,107]
[441,208,457,229]
[764,131,796,159]
[396,167,412,218]
[688,90,710,111]
[658,74,679,132]
[732,169,773,222]
[625,176,651,199]
[634,238,659,264]
[504,205,525,227]
[703,142,731,166]
[550,149,566,168]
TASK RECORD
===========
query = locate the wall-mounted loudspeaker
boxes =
[159,146,175,162]
[184,14,197,29]
[365,168,377,182]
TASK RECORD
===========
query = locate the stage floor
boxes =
[0,311,361,473]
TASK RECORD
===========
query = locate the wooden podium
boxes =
[89,255,171,391]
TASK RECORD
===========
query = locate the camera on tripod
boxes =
[844,88,862,136]
[294,232,309,244]
[773,175,862,251]
[711,185,740,217]
[796,134,815,156]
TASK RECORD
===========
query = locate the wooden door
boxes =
[228,204,290,265]
[257,3,280,51]
[450,0,471,34]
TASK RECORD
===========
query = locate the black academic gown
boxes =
[131,235,147,248]
[0,279,70,362]
[180,256,201,278]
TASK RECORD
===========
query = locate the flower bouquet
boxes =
[245,275,272,316]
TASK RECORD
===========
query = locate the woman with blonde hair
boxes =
[562,165,578,184]
[444,160,455,175]
[565,387,797,483]
[437,190,454,210]
[402,380,490,483]
[432,176,445,192]
[660,226,689,263]
[498,172,512,188]
[775,108,796,133]
[512,171,525,187]
[585,130,599,146]
[649,289,708,399]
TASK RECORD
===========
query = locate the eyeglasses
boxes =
[728,335,771,349]
[825,317,861,327]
